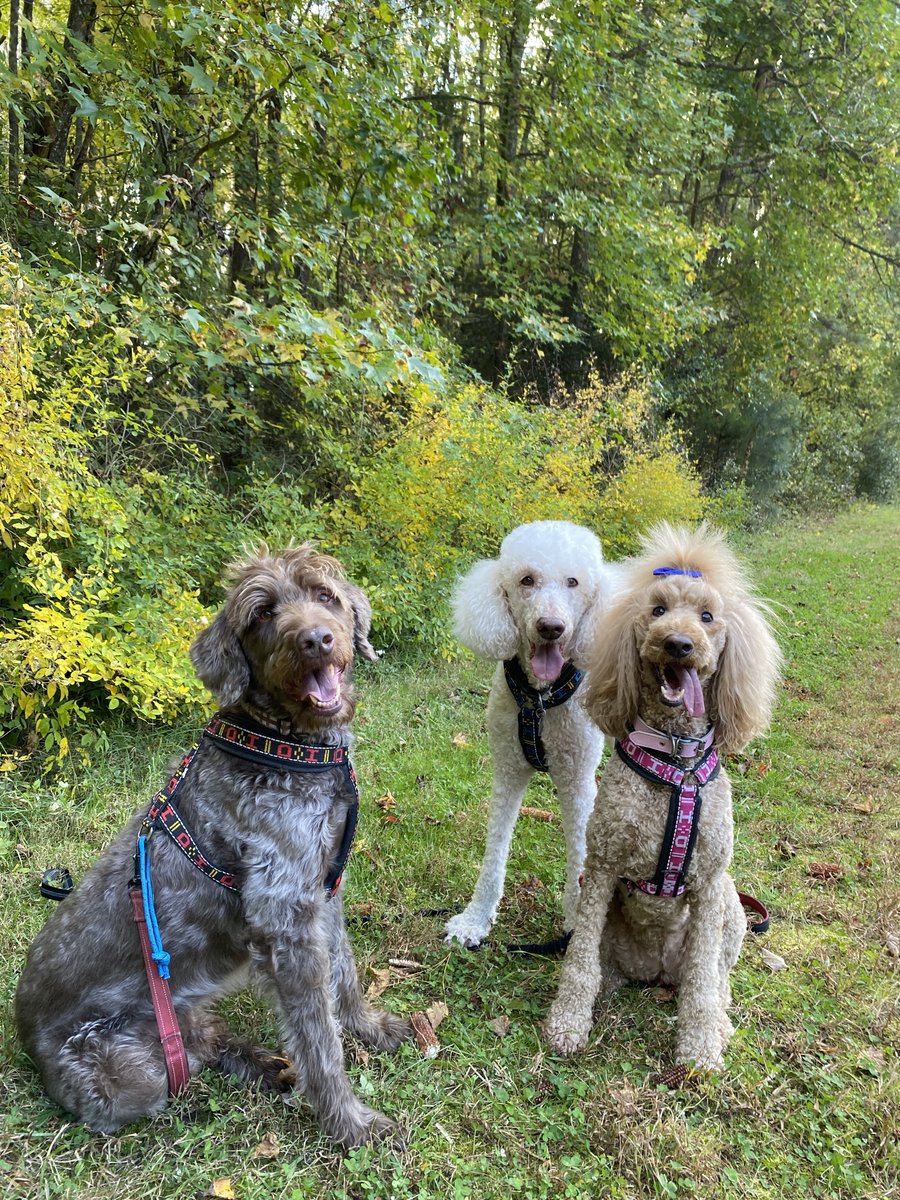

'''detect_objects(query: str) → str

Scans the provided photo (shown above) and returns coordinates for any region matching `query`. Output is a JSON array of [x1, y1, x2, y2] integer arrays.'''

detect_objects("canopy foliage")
[[1, 0, 897, 761]]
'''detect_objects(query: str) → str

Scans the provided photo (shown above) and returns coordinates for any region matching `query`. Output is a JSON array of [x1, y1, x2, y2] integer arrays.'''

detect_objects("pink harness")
[[617, 723, 720, 898]]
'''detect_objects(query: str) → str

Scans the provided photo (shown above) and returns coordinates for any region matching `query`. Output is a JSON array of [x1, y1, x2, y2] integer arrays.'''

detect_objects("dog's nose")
[[301, 627, 334, 655], [537, 618, 565, 641], [664, 636, 693, 659]]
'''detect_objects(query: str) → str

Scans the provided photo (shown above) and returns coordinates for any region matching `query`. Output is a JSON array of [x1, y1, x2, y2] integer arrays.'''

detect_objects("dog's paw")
[[674, 1042, 724, 1072], [542, 1015, 590, 1057], [334, 1104, 404, 1150], [444, 910, 490, 948], [370, 1012, 413, 1053]]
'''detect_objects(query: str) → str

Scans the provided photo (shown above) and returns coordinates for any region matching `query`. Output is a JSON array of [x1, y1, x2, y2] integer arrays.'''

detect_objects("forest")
[[1, 0, 898, 763]]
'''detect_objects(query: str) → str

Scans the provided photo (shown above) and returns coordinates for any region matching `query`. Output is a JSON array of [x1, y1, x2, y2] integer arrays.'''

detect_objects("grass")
[[1, 505, 898, 1200]]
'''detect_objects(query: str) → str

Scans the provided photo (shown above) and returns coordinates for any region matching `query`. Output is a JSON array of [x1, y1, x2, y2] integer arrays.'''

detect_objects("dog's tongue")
[[531, 642, 566, 682], [670, 664, 705, 717], [297, 664, 341, 705]]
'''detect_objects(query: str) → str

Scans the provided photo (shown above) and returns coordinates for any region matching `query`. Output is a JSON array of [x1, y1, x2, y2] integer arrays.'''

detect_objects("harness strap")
[[137, 716, 360, 898], [204, 715, 351, 769], [129, 885, 190, 1095], [503, 657, 585, 772], [616, 732, 720, 897]]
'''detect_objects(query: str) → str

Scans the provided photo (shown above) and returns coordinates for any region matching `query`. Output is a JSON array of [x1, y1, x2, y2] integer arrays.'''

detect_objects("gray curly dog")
[[16, 545, 410, 1147]]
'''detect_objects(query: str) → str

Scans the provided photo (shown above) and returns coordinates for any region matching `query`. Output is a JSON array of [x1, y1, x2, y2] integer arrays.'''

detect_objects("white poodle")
[[543, 523, 782, 1069], [445, 521, 622, 948]]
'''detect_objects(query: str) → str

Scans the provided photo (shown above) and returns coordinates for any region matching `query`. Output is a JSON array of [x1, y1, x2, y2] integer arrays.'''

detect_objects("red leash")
[[129, 886, 190, 1095]]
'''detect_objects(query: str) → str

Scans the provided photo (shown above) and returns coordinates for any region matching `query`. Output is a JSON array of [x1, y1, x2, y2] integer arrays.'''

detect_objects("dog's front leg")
[[674, 881, 731, 1070], [249, 898, 399, 1148], [552, 731, 604, 930], [445, 751, 534, 947], [543, 864, 617, 1055], [325, 891, 412, 1051]]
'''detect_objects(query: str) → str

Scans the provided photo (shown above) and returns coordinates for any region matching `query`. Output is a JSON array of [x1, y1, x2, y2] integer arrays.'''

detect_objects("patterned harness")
[[616, 727, 720, 898], [503, 657, 585, 771], [136, 714, 360, 898]]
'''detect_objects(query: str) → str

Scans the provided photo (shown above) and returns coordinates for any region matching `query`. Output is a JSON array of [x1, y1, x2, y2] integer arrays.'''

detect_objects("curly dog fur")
[[445, 521, 622, 947], [16, 546, 410, 1147], [543, 523, 781, 1068]]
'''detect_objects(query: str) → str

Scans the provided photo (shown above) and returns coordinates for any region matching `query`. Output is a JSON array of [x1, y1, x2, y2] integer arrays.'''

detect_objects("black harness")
[[503, 657, 585, 771], [135, 713, 359, 900]]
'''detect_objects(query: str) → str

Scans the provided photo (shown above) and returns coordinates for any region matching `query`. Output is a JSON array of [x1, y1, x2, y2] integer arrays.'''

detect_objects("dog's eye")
[[317, 589, 336, 605], [652, 605, 666, 618], [520, 575, 535, 587], [701, 610, 714, 623], [255, 606, 276, 623], [566, 577, 579, 588]]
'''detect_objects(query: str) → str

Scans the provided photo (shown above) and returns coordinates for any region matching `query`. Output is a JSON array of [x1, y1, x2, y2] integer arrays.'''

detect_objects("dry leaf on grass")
[[450, 732, 469, 747], [205, 1181, 236, 1200], [366, 966, 391, 1000], [410, 1012, 440, 1058], [760, 947, 788, 972], [375, 791, 396, 810], [520, 806, 556, 821], [252, 1132, 281, 1160], [885, 932, 900, 958], [426, 1001, 449, 1029], [488, 1015, 510, 1038]]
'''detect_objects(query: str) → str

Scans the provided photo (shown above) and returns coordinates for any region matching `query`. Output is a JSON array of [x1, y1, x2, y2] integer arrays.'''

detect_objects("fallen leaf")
[[382, 813, 400, 823], [808, 862, 844, 879], [760, 947, 787, 972], [451, 732, 469, 747], [653, 985, 677, 1003], [366, 967, 391, 1000], [206, 1181, 235, 1200], [375, 791, 396, 810], [885, 932, 900, 958], [388, 957, 422, 970], [520, 806, 555, 821], [410, 1012, 440, 1058], [851, 798, 873, 814], [488, 1015, 510, 1038], [252, 1132, 281, 1160], [775, 839, 796, 858], [426, 1001, 449, 1030]]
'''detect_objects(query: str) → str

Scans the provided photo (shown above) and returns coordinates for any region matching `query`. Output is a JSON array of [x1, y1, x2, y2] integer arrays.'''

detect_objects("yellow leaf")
[[207, 1181, 236, 1200]]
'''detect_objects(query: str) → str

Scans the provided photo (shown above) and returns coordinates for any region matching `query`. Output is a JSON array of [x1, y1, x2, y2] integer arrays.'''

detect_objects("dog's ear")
[[583, 593, 642, 739], [343, 582, 378, 662], [190, 612, 251, 707], [452, 557, 518, 660], [569, 562, 626, 666], [708, 600, 782, 755]]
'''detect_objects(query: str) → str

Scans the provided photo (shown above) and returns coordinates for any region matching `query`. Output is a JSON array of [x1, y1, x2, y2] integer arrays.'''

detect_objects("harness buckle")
[[672, 736, 701, 760]]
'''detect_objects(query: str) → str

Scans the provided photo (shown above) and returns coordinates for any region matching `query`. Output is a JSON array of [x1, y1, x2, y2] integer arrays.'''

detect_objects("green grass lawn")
[[1, 506, 898, 1199]]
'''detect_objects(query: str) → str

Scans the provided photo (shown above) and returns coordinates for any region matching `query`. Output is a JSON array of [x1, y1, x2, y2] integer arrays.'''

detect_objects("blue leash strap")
[[138, 834, 171, 979]]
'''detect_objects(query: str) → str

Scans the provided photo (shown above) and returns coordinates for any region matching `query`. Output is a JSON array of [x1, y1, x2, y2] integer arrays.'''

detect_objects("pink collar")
[[628, 715, 715, 760]]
